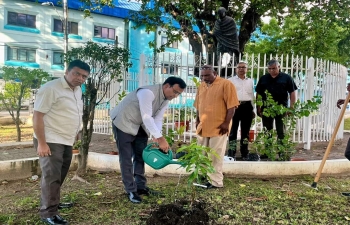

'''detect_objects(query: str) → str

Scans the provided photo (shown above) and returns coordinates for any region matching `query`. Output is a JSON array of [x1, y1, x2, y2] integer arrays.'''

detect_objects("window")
[[161, 36, 178, 48], [8, 46, 36, 62], [8, 12, 36, 28], [54, 19, 78, 34], [161, 63, 178, 75], [94, 26, 115, 39], [53, 52, 64, 65]]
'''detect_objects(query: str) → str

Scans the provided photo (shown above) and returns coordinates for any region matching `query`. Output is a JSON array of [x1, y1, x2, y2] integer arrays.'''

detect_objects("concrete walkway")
[[0, 141, 34, 161]]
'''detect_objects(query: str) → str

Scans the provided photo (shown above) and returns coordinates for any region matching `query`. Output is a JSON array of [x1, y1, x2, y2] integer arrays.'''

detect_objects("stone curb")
[[1, 152, 349, 181]]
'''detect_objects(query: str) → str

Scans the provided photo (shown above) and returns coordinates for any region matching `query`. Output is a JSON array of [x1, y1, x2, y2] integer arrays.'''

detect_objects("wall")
[[0, 0, 125, 77]]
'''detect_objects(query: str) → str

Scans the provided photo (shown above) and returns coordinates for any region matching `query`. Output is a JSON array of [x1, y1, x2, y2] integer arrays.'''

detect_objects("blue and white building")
[[0, 0, 192, 78]]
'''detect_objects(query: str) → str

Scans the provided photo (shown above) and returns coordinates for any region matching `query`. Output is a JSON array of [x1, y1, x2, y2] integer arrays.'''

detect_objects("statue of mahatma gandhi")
[[206, 7, 240, 66]]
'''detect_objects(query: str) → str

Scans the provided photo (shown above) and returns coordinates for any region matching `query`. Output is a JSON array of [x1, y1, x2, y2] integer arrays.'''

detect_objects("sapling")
[[254, 91, 321, 160], [176, 141, 218, 204]]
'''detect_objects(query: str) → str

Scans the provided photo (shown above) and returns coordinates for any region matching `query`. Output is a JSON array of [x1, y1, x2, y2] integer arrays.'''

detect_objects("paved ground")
[[0, 142, 34, 161], [1, 111, 350, 162], [0, 133, 116, 161]]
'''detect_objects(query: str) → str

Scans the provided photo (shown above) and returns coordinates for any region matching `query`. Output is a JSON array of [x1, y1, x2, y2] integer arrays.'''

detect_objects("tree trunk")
[[76, 81, 98, 175], [188, 31, 205, 77], [238, 6, 261, 53], [76, 139, 89, 174], [15, 118, 21, 142]]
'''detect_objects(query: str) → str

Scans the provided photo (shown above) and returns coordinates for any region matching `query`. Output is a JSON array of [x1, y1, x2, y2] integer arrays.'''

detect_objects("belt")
[[239, 101, 251, 104]]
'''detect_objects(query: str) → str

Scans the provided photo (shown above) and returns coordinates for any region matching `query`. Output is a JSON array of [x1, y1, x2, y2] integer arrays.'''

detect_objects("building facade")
[[0, 0, 192, 78]]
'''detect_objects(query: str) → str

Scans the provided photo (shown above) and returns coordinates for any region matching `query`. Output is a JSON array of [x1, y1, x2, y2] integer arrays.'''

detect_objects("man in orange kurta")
[[194, 65, 239, 188]]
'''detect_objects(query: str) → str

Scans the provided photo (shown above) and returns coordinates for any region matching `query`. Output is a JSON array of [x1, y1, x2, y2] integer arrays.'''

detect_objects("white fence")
[[93, 53, 348, 150]]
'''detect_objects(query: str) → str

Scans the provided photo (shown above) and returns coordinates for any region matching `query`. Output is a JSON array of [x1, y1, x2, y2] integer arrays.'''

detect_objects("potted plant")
[[72, 140, 81, 154], [174, 107, 196, 131]]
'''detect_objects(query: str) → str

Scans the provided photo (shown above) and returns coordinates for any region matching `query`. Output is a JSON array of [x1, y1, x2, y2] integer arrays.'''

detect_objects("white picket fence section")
[[93, 53, 348, 150]]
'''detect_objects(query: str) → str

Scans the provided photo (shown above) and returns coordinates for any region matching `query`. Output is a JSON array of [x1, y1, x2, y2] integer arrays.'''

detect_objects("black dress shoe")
[[42, 215, 68, 225], [137, 187, 164, 197], [58, 202, 73, 209], [127, 192, 142, 203]]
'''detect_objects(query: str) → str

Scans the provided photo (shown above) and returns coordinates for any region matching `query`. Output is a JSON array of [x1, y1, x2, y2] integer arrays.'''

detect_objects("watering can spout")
[[169, 160, 183, 165]]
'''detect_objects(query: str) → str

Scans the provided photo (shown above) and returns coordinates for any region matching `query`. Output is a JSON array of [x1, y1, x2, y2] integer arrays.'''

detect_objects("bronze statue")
[[207, 7, 240, 67]]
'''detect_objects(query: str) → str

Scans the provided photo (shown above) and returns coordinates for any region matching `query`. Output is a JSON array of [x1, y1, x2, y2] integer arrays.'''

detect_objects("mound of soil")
[[146, 200, 209, 225]]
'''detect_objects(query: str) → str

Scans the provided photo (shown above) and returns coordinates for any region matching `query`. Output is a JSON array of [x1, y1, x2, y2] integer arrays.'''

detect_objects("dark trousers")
[[345, 138, 350, 160], [112, 123, 148, 193], [262, 114, 285, 140], [229, 103, 253, 157], [34, 138, 72, 219]]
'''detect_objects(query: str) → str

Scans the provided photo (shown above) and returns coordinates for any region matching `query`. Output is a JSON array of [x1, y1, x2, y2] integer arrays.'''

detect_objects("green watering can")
[[142, 143, 183, 170]]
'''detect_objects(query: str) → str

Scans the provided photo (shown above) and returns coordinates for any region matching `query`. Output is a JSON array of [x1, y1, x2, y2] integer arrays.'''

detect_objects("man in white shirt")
[[33, 60, 90, 225], [228, 61, 255, 160], [110, 77, 186, 203]]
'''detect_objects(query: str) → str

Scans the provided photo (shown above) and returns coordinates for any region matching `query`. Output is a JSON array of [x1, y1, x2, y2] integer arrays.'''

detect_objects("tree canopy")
[[80, 0, 350, 65], [0, 67, 49, 141], [245, 16, 350, 66]]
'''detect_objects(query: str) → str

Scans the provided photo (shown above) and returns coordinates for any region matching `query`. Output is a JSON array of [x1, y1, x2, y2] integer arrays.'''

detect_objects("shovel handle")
[[312, 92, 350, 185]]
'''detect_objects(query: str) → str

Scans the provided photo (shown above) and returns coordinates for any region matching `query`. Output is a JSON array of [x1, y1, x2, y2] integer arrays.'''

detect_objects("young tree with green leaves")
[[246, 16, 350, 66], [80, 0, 350, 59], [254, 92, 322, 161], [0, 67, 49, 141], [65, 41, 131, 178]]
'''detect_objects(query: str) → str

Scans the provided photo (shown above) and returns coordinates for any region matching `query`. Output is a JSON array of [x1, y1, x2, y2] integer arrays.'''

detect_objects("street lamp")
[[42, 1, 68, 69]]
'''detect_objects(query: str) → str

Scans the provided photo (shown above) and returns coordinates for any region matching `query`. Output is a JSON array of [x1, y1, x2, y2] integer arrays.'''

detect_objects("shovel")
[[142, 143, 183, 170]]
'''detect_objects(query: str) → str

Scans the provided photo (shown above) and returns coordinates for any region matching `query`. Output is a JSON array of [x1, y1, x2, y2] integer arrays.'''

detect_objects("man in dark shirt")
[[255, 59, 298, 140]]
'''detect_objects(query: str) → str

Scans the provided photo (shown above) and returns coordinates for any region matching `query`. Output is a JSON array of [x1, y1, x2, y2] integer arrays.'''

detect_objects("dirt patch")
[[291, 132, 349, 160], [146, 200, 209, 225]]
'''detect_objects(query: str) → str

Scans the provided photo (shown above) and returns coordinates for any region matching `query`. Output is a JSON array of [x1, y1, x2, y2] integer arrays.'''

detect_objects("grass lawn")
[[344, 117, 350, 130], [0, 171, 350, 225], [0, 125, 33, 142]]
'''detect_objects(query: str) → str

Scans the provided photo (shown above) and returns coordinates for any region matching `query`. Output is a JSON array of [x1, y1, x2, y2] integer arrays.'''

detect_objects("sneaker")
[[224, 156, 236, 161], [127, 192, 142, 203], [137, 187, 164, 197]]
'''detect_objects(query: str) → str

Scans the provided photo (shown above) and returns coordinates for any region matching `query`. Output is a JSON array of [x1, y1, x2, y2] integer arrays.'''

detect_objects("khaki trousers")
[[197, 135, 228, 187]]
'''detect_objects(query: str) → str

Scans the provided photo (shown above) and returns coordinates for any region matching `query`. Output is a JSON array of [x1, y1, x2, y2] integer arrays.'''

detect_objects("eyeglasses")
[[72, 71, 89, 80], [237, 67, 247, 69], [170, 86, 182, 96]]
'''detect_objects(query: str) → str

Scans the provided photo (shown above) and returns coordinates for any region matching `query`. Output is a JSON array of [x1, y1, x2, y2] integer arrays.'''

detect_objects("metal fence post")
[[139, 54, 145, 87], [304, 57, 315, 150]]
